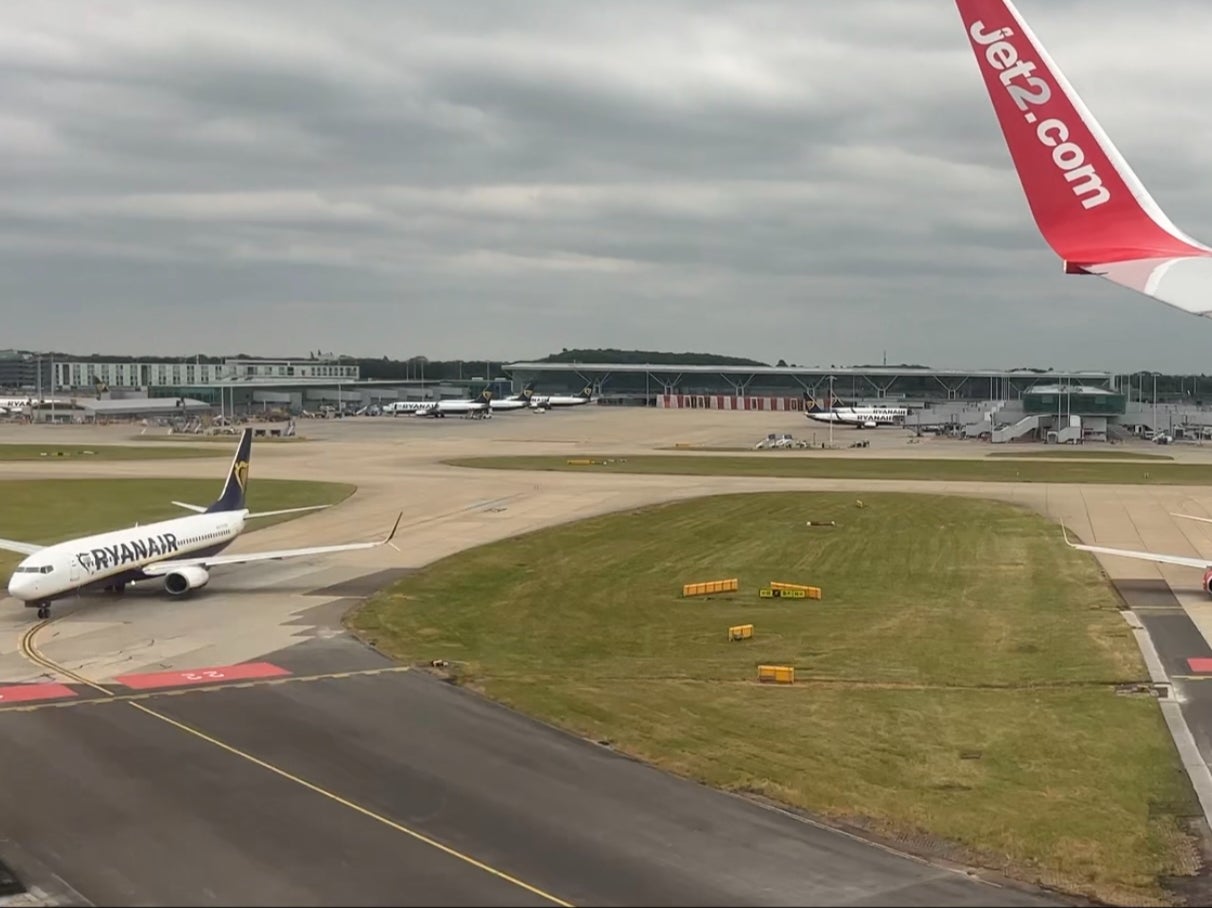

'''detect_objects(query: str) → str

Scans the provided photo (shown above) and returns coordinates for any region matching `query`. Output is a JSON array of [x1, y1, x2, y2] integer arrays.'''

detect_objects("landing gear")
[[36, 604, 49, 620], [104, 582, 126, 596]]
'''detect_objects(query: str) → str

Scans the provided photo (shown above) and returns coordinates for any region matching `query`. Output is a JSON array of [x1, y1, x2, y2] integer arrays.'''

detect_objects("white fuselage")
[[7, 510, 244, 602], [489, 397, 530, 411], [531, 395, 590, 409], [386, 400, 439, 416], [387, 398, 490, 417], [0, 396, 71, 414], [808, 406, 907, 428]]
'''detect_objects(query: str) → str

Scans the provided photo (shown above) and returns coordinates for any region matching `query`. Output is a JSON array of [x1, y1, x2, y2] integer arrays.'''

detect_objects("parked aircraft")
[[805, 396, 907, 429], [955, 0, 1212, 316], [2, 428, 400, 618], [1064, 516, 1212, 597], [530, 386, 594, 410], [490, 382, 536, 413], [0, 396, 71, 415], [385, 388, 494, 418]]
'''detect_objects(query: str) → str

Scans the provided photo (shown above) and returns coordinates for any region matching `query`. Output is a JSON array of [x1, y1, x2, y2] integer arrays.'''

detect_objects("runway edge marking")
[[0, 667, 414, 714], [114, 661, 290, 690], [1121, 610, 1212, 826], [0, 683, 76, 705]]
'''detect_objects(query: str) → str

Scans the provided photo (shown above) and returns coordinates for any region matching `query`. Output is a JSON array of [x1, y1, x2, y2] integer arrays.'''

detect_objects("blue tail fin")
[[206, 428, 253, 513]]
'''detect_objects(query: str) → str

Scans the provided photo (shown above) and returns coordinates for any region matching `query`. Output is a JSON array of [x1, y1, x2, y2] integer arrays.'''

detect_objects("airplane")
[[804, 395, 907, 429], [955, 0, 1212, 316], [2, 427, 401, 619], [0, 396, 71, 415], [1063, 516, 1212, 598], [386, 388, 494, 418], [489, 382, 537, 413], [529, 386, 594, 410]]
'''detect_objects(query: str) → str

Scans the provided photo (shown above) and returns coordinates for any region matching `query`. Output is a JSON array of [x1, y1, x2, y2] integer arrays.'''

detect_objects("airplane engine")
[[163, 565, 210, 597], [1203, 567, 1212, 597]]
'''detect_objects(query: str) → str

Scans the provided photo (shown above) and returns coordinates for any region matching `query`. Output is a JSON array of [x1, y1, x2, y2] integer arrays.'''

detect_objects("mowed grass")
[[449, 453, 1212, 484], [0, 443, 225, 460], [986, 449, 1173, 461], [0, 478, 355, 577], [351, 492, 1200, 906]]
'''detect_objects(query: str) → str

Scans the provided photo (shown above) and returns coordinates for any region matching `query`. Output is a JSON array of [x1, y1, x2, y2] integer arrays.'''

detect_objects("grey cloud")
[[2, 0, 1212, 370]]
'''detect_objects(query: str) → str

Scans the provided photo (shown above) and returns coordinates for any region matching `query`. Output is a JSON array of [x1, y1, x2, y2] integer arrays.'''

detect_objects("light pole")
[[1153, 372, 1158, 435], [828, 375, 834, 448]]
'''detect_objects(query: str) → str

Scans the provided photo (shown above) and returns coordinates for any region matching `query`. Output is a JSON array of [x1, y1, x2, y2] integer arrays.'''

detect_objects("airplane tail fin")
[[955, 0, 1212, 306], [580, 386, 593, 399], [206, 428, 252, 513]]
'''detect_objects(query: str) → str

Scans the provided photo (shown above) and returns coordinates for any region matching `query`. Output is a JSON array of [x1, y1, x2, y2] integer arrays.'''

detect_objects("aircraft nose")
[[7, 572, 34, 601]]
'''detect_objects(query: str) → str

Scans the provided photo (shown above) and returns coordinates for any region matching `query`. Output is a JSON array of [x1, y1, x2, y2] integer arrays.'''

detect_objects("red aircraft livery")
[[955, 0, 1212, 315]]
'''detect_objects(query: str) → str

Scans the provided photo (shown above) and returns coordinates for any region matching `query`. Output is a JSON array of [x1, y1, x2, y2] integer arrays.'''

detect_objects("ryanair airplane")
[[2, 428, 400, 619]]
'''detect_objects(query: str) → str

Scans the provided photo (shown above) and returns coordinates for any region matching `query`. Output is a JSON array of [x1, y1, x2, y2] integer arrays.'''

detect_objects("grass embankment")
[[351, 491, 1200, 906], [448, 454, 1212, 485], [0, 444, 225, 461], [985, 450, 1173, 461], [0, 479, 355, 576]]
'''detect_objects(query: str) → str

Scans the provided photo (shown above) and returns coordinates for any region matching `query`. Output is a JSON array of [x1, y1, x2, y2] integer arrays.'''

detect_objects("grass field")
[[0, 478, 355, 576], [986, 449, 1173, 461], [350, 491, 1200, 906], [0, 444, 225, 461], [448, 453, 1212, 485]]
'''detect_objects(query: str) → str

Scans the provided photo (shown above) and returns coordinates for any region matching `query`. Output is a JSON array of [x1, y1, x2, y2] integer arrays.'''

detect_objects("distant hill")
[[537, 348, 769, 367]]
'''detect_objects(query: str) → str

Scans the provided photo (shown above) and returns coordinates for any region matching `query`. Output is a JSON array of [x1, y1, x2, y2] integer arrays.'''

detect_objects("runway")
[[3, 412, 1209, 905]]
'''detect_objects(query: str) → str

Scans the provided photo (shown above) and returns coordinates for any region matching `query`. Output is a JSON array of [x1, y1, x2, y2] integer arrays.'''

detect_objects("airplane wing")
[[0, 537, 43, 556], [955, 0, 1212, 314], [1062, 524, 1211, 570], [174, 501, 329, 519], [246, 504, 332, 520], [1066, 542, 1211, 572], [140, 513, 402, 576]]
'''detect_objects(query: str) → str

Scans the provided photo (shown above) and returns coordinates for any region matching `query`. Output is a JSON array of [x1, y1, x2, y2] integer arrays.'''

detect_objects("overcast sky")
[[4, 0, 1212, 371]]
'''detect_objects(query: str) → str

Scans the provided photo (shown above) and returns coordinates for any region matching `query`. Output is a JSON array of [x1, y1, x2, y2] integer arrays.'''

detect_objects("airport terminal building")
[[4, 350, 1206, 440]]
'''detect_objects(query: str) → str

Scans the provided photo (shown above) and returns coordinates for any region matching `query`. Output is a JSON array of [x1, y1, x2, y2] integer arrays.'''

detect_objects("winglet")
[[955, 0, 1212, 265], [1060, 521, 1076, 546], [384, 512, 403, 552], [954, 0, 1212, 315]]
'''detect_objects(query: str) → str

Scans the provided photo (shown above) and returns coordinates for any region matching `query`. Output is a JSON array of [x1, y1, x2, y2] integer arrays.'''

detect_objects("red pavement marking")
[[115, 662, 291, 691], [1186, 658, 1212, 673], [0, 682, 78, 704]]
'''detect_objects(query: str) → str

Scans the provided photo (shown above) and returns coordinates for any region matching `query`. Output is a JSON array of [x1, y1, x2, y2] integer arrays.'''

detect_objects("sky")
[[4, 0, 1212, 371]]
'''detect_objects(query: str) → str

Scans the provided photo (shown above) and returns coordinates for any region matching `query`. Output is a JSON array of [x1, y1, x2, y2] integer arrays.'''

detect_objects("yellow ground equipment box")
[[762, 583, 822, 600], [728, 624, 754, 641], [757, 664, 795, 684], [682, 578, 739, 597]]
